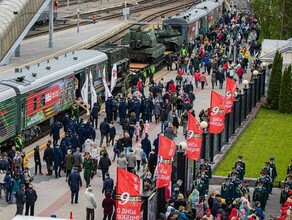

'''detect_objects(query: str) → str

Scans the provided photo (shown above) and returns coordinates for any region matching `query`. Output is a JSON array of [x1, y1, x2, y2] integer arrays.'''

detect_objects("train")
[[121, 0, 225, 62], [0, 0, 227, 148], [35, 0, 58, 24]]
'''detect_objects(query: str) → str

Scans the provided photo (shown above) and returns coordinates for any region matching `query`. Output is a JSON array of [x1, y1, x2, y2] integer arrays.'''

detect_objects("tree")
[[267, 50, 283, 109], [279, 65, 292, 113]]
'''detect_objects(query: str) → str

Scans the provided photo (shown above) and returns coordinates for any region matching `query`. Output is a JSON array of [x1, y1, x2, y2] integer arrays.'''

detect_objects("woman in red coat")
[[137, 79, 143, 94], [102, 192, 115, 220]]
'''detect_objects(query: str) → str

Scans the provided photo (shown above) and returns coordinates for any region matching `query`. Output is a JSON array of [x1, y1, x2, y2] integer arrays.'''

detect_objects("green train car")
[[0, 50, 108, 147]]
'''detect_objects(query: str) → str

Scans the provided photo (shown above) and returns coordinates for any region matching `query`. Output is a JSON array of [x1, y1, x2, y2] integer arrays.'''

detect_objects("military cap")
[[270, 157, 275, 160], [238, 156, 243, 159]]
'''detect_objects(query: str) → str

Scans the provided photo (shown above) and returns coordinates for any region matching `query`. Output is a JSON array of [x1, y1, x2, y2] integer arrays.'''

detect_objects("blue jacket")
[[141, 138, 151, 157], [68, 172, 82, 192], [100, 121, 110, 135], [102, 177, 114, 194], [50, 123, 62, 140], [53, 147, 63, 166], [15, 189, 26, 206]]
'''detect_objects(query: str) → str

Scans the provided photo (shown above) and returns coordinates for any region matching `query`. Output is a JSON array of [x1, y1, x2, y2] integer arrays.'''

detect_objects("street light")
[[253, 70, 259, 76], [242, 80, 249, 119], [200, 121, 208, 160], [242, 79, 249, 88]]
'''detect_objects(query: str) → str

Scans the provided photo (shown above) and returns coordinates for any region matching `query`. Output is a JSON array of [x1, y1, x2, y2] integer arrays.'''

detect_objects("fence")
[[140, 70, 266, 219]]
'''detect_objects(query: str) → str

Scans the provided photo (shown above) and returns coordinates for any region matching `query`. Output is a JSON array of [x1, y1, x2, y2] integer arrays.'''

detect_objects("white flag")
[[102, 67, 112, 101], [110, 63, 118, 92], [89, 71, 97, 109], [81, 74, 88, 105]]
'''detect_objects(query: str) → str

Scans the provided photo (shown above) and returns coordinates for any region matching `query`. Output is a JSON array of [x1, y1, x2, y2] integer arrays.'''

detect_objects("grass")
[[214, 108, 292, 181]]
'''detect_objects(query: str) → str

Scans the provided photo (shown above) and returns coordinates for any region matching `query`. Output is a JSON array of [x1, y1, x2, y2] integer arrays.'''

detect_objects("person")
[[52, 145, 63, 178], [43, 142, 53, 175], [102, 192, 115, 220], [73, 147, 83, 171], [172, 179, 183, 200], [134, 122, 141, 142], [254, 201, 265, 220], [109, 122, 116, 147], [91, 143, 99, 175], [133, 144, 143, 171], [99, 118, 110, 148], [22, 152, 29, 171], [33, 145, 43, 175], [99, 152, 111, 181], [221, 177, 234, 204], [193, 174, 206, 196], [199, 72, 208, 90], [91, 102, 100, 129], [83, 152, 93, 188], [117, 152, 128, 170], [203, 208, 214, 220], [50, 121, 62, 145], [68, 167, 82, 204], [141, 134, 151, 159], [123, 132, 132, 156], [15, 184, 26, 215], [102, 173, 114, 195], [174, 193, 187, 209], [85, 187, 97, 220], [280, 182, 291, 205], [15, 133, 23, 152], [126, 149, 136, 172], [252, 181, 267, 211], [196, 196, 207, 218], [188, 187, 199, 217], [25, 183, 37, 216], [147, 149, 157, 176], [4, 171, 12, 203], [65, 149, 74, 181], [194, 70, 201, 88]]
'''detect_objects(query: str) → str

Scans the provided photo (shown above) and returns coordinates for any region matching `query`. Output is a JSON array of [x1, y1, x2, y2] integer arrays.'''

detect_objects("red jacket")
[[237, 67, 244, 77], [169, 83, 176, 93], [194, 72, 201, 81]]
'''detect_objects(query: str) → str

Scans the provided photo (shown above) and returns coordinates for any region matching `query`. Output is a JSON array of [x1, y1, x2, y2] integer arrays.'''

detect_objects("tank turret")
[[154, 25, 184, 51], [122, 26, 166, 63]]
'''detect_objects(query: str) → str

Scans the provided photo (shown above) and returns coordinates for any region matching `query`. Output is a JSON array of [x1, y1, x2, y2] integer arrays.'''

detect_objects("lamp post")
[[176, 142, 187, 195], [253, 70, 259, 106], [261, 62, 267, 96], [200, 121, 208, 160], [242, 80, 249, 119]]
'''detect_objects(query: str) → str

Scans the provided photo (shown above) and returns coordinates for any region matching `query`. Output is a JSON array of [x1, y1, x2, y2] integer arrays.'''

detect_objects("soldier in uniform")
[[15, 133, 23, 152], [203, 159, 212, 179], [242, 180, 250, 201], [256, 170, 271, 200], [235, 161, 245, 180], [83, 152, 93, 188], [234, 180, 244, 199], [269, 157, 277, 192], [118, 97, 128, 124], [235, 156, 245, 177], [229, 171, 241, 188], [221, 177, 234, 204], [200, 169, 209, 195], [193, 174, 206, 197], [280, 182, 291, 205], [253, 181, 267, 211]]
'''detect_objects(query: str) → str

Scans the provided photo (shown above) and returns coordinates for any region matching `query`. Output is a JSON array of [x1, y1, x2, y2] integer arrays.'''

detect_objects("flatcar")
[[163, 0, 225, 44], [0, 50, 108, 146]]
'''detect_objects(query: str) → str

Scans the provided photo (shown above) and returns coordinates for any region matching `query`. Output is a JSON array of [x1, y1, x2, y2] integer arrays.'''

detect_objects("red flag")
[[209, 90, 225, 134], [225, 77, 237, 113], [186, 113, 203, 161], [158, 135, 176, 159], [156, 136, 176, 188], [116, 168, 141, 219]]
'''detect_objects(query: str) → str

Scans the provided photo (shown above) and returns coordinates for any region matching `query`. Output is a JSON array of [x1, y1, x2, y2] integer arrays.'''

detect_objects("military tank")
[[122, 26, 166, 63], [154, 25, 184, 51]]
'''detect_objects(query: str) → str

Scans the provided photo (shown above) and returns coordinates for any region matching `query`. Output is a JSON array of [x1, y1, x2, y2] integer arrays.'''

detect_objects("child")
[[139, 119, 144, 138], [141, 150, 147, 172], [134, 122, 141, 143], [143, 120, 150, 136]]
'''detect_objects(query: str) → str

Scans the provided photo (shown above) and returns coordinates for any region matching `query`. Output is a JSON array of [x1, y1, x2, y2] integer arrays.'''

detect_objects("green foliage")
[[267, 51, 283, 109], [252, 0, 284, 40], [279, 65, 292, 113], [214, 109, 292, 181]]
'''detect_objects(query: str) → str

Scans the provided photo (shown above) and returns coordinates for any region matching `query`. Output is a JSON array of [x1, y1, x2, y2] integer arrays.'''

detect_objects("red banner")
[[186, 113, 202, 161], [156, 136, 176, 188], [225, 77, 237, 114], [209, 90, 225, 134], [116, 168, 141, 220]]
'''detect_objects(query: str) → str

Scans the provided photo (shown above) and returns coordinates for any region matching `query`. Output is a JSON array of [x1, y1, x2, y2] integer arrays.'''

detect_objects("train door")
[[19, 96, 26, 132], [74, 70, 86, 99]]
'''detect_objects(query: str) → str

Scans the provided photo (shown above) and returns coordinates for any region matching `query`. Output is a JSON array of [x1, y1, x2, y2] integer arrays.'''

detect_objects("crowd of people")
[[0, 6, 288, 220]]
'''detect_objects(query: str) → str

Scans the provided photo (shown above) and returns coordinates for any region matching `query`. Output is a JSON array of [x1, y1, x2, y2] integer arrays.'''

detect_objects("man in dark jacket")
[[99, 118, 110, 148], [53, 145, 63, 178], [50, 121, 62, 146], [43, 142, 53, 176], [118, 98, 127, 123], [105, 97, 113, 123], [68, 167, 82, 204], [15, 184, 26, 215], [34, 145, 43, 175], [102, 173, 114, 195], [99, 153, 111, 181], [91, 102, 100, 129], [141, 134, 151, 159], [25, 183, 38, 216]]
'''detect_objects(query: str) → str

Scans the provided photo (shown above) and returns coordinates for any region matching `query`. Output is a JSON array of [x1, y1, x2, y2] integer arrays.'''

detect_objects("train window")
[[33, 97, 37, 111], [40, 94, 45, 107]]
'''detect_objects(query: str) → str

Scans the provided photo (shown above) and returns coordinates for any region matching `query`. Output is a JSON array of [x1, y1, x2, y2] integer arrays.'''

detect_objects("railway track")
[[21, 0, 198, 146], [26, 0, 189, 38]]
